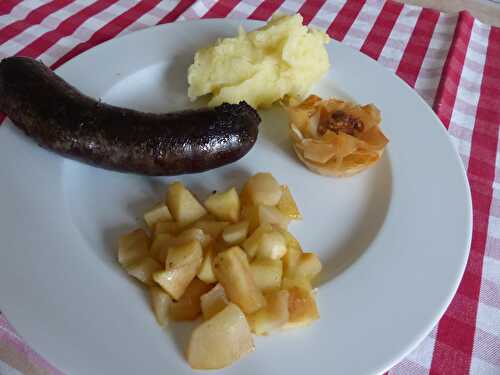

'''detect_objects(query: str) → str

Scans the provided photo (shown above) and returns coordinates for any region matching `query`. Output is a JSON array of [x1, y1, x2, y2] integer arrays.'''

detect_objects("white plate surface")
[[0, 20, 472, 375]]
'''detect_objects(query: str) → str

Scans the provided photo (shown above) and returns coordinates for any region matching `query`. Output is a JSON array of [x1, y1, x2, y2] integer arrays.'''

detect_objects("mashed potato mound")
[[187, 14, 330, 108]]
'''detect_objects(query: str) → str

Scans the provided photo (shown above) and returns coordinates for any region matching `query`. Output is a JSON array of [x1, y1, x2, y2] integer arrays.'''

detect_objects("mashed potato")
[[187, 14, 330, 108]]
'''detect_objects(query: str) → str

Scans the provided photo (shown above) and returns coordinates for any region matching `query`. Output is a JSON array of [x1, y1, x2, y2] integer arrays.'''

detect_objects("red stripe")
[[0, 0, 22, 16], [248, 0, 284, 21], [203, 0, 240, 19], [395, 8, 439, 88], [433, 11, 474, 129], [298, 0, 326, 25], [360, 0, 403, 60], [51, 0, 161, 70], [326, 0, 365, 41], [430, 26, 500, 375], [157, 0, 196, 24], [15, 0, 118, 58], [0, 0, 73, 46]]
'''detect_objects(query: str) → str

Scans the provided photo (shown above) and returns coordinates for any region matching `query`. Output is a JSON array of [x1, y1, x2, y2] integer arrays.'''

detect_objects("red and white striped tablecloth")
[[0, 1, 499, 374]]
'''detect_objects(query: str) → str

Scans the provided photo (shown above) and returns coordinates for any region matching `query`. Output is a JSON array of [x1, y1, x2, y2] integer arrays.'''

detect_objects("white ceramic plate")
[[0, 20, 472, 375]]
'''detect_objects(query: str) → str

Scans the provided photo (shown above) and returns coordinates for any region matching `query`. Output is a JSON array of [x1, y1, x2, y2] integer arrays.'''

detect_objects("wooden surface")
[[399, 0, 500, 26]]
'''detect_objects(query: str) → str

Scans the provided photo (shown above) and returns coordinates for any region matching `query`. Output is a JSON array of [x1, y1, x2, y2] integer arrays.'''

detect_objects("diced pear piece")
[[242, 224, 272, 259], [197, 246, 217, 284], [150, 233, 175, 263], [240, 204, 260, 233], [250, 259, 283, 292], [213, 246, 265, 314], [118, 228, 150, 268], [177, 228, 212, 248], [295, 253, 322, 281], [127, 257, 162, 286], [277, 185, 302, 220], [150, 285, 172, 326], [222, 221, 249, 245], [144, 202, 172, 228], [246, 173, 282, 206], [259, 205, 290, 229], [153, 240, 203, 300], [187, 303, 254, 370], [169, 278, 212, 321], [191, 220, 229, 238], [200, 283, 229, 320], [166, 181, 207, 226], [283, 287, 319, 329], [257, 231, 287, 259], [203, 188, 240, 222], [155, 221, 184, 236], [248, 290, 289, 335]]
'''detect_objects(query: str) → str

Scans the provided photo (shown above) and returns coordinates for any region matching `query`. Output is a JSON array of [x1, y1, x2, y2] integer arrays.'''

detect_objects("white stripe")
[[0, 1, 85, 58], [0, 360, 25, 375], [341, 1, 383, 50], [312, 0, 343, 31], [226, 1, 259, 19], [179, 0, 216, 20], [115, 1, 178, 37], [277, 0, 305, 16], [0, 0, 46, 27], [470, 355, 500, 375], [448, 20, 489, 167], [377, 5, 420, 71]]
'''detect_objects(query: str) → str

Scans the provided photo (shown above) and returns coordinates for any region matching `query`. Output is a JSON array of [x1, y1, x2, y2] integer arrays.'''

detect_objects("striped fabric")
[[0, 1, 499, 374]]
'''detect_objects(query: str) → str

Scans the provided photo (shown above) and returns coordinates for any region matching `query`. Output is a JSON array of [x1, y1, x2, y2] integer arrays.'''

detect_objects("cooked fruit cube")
[[222, 221, 249, 245], [259, 205, 290, 229], [150, 285, 172, 326], [200, 283, 229, 320], [150, 233, 175, 263], [144, 202, 172, 228], [277, 185, 302, 220], [282, 277, 312, 292], [191, 220, 229, 238], [257, 231, 287, 259], [153, 240, 203, 300], [240, 204, 260, 233], [213, 246, 265, 314], [248, 289, 289, 335], [187, 303, 254, 370], [197, 246, 217, 284], [242, 224, 272, 259], [118, 228, 150, 268], [203, 187, 240, 222], [283, 287, 319, 329], [155, 221, 184, 236], [177, 228, 212, 248], [250, 259, 283, 292], [169, 278, 212, 321], [295, 253, 322, 281], [246, 173, 282, 206], [166, 181, 207, 225], [126, 257, 162, 286]]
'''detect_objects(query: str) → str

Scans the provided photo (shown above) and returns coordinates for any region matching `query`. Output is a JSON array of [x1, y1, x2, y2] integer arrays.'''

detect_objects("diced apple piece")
[[118, 229, 150, 268], [150, 285, 172, 326], [169, 278, 212, 321], [239, 182, 253, 208], [197, 246, 216, 284], [282, 277, 312, 292], [222, 221, 249, 245], [200, 283, 229, 320], [257, 231, 287, 259], [187, 303, 254, 370], [248, 290, 289, 335], [144, 202, 172, 228], [240, 205, 260, 233], [213, 246, 265, 314], [177, 228, 212, 248], [155, 221, 184, 236], [150, 233, 175, 263], [250, 259, 282, 292], [283, 287, 319, 329], [203, 188, 240, 222], [246, 173, 282, 206], [153, 240, 203, 300], [166, 181, 207, 226], [259, 205, 290, 229], [242, 224, 272, 259], [191, 220, 229, 238], [127, 257, 162, 286], [277, 185, 302, 220], [295, 253, 322, 281]]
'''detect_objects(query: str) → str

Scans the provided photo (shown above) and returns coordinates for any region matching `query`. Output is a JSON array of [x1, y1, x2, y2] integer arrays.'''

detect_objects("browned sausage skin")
[[0, 57, 260, 175]]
